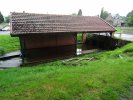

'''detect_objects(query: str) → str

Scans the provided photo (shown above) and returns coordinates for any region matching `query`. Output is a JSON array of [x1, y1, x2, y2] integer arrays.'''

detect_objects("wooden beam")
[[75, 33, 77, 55], [82, 33, 87, 43], [19, 36, 25, 64]]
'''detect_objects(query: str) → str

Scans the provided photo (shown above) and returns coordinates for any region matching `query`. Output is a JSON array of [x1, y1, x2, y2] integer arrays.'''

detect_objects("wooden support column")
[[75, 33, 77, 56], [110, 32, 115, 38], [82, 33, 87, 43], [19, 36, 25, 64]]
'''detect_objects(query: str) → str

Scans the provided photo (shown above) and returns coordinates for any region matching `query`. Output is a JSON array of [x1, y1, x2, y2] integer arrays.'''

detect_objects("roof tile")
[[10, 12, 115, 36]]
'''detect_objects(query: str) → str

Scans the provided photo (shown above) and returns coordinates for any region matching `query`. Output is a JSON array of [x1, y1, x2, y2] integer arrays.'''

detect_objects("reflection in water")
[[0, 31, 10, 35], [77, 49, 82, 55], [114, 33, 133, 41], [77, 44, 97, 55], [25, 44, 98, 62], [25, 45, 76, 62], [0, 57, 22, 68], [0, 44, 98, 68]]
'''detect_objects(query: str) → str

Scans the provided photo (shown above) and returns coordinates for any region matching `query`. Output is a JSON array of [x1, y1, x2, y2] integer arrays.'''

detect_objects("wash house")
[[10, 12, 115, 63]]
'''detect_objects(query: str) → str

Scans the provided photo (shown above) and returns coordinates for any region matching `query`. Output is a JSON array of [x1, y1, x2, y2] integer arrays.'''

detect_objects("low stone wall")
[[86, 35, 130, 50]]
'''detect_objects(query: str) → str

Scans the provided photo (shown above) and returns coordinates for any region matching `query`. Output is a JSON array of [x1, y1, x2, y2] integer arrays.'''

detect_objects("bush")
[[87, 33, 93, 39], [0, 47, 5, 56], [77, 33, 82, 42]]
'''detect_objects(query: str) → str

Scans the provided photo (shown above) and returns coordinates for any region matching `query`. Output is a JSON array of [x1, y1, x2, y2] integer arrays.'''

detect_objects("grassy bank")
[[0, 35, 20, 55], [116, 27, 133, 34], [0, 23, 8, 29], [0, 43, 133, 99], [77, 33, 82, 42]]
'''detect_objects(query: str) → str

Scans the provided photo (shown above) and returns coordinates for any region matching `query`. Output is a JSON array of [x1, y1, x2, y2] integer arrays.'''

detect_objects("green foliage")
[[77, 33, 82, 42], [0, 47, 5, 56], [87, 33, 93, 39], [128, 15, 133, 26], [0, 12, 4, 24], [5, 15, 10, 23], [90, 43, 133, 60], [127, 10, 133, 26], [0, 35, 20, 53], [0, 43, 133, 99], [0, 23, 8, 29], [78, 9, 82, 16], [127, 10, 133, 18], [100, 8, 109, 20], [115, 27, 123, 33], [115, 27, 133, 34]]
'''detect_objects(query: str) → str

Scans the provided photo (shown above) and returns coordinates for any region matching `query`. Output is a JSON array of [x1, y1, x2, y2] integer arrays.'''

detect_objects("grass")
[[0, 35, 20, 55], [115, 27, 123, 33], [0, 23, 8, 29], [77, 33, 82, 42], [115, 27, 133, 34], [0, 43, 133, 99], [122, 27, 133, 34]]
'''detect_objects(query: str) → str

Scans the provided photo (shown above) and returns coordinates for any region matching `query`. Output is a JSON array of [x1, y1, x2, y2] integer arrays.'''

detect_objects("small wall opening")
[[77, 32, 88, 43], [77, 33, 83, 43]]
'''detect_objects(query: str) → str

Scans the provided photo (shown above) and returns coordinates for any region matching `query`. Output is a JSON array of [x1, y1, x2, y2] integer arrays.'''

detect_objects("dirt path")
[[120, 86, 133, 100], [128, 86, 133, 100]]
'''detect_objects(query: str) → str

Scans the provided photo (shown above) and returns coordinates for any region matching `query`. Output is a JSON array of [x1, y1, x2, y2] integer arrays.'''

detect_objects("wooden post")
[[75, 33, 77, 56], [110, 32, 112, 37], [110, 32, 114, 37], [82, 33, 87, 43], [19, 36, 25, 64]]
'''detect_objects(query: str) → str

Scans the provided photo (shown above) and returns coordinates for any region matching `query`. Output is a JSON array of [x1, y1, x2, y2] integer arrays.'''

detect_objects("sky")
[[0, 0, 133, 16]]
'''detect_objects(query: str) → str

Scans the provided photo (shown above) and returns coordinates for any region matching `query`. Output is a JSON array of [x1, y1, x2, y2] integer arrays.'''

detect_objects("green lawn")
[[115, 27, 133, 34], [0, 35, 20, 55], [115, 27, 123, 33], [77, 33, 82, 42], [0, 43, 133, 100]]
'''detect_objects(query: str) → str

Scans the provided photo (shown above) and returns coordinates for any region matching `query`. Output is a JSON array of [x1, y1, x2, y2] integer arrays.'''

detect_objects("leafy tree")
[[0, 12, 4, 24], [5, 16, 10, 23], [127, 10, 133, 17], [127, 10, 133, 26], [78, 9, 82, 16], [105, 13, 114, 25], [100, 8, 109, 19]]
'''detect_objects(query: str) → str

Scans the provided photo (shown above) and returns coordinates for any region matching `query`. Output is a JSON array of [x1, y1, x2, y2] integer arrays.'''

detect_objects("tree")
[[0, 12, 4, 24], [100, 8, 109, 19], [5, 16, 10, 23], [127, 10, 133, 26], [78, 9, 82, 16], [105, 13, 114, 25]]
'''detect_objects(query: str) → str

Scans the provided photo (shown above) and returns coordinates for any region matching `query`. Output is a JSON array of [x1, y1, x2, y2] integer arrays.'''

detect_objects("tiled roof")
[[10, 12, 115, 36]]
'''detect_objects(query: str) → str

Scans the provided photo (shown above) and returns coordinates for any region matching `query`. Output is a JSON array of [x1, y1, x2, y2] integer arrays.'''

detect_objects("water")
[[0, 57, 22, 68], [77, 43, 98, 55], [24, 44, 97, 62], [114, 33, 133, 41], [0, 51, 22, 69], [0, 31, 10, 35]]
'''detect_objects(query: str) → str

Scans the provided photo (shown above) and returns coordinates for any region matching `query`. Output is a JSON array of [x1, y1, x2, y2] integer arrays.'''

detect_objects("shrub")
[[0, 47, 5, 56]]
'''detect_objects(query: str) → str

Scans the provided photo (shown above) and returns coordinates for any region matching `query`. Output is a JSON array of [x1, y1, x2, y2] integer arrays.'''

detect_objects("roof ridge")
[[10, 12, 97, 18]]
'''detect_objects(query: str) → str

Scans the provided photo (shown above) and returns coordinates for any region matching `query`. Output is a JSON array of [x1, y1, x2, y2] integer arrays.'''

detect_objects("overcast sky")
[[0, 0, 133, 16]]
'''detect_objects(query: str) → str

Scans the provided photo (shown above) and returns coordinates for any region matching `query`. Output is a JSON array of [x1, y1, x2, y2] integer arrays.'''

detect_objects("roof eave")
[[10, 30, 116, 37]]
